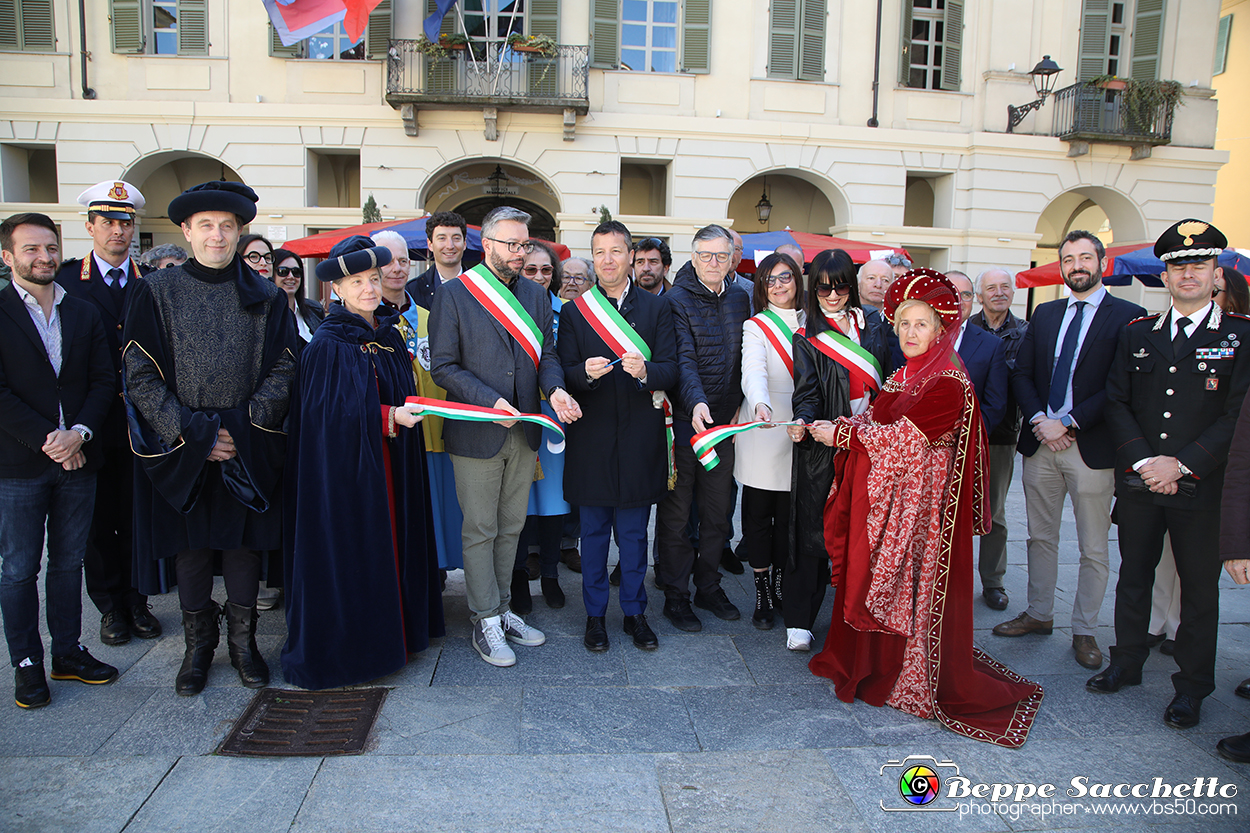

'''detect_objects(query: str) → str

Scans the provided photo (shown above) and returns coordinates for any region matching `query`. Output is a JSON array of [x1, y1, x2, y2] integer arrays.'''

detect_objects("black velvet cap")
[[315, 235, 393, 282], [168, 181, 259, 226]]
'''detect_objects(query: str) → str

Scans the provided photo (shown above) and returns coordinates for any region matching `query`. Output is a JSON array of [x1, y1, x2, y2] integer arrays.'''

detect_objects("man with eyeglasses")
[[407, 211, 468, 311], [633, 238, 672, 296], [372, 229, 415, 313], [55, 180, 161, 648], [655, 224, 752, 631], [429, 206, 582, 667]]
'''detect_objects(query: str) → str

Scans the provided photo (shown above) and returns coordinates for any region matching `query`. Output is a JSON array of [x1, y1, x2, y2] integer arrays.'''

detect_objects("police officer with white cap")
[[55, 180, 161, 647]]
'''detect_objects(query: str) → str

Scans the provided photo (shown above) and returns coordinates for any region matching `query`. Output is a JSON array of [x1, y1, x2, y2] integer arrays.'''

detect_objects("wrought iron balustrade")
[[386, 40, 589, 112], [1049, 82, 1174, 146]]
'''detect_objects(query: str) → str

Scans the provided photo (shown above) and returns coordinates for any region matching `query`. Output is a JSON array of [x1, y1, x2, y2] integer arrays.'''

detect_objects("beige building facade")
[[0, 0, 1229, 312]]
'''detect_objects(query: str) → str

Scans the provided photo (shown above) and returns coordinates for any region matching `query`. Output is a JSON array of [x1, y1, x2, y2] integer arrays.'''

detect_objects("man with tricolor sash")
[[557, 221, 679, 653], [429, 206, 582, 668]]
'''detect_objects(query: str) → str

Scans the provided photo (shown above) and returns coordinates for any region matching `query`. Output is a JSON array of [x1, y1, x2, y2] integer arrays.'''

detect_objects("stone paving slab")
[[292, 754, 670, 833], [621, 633, 754, 687], [368, 685, 521, 755], [0, 755, 175, 833], [430, 633, 628, 687], [683, 683, 873, 751], [520, 685, 700, 754], [0, 682, 155, 756], [98, 686, 255, 756]]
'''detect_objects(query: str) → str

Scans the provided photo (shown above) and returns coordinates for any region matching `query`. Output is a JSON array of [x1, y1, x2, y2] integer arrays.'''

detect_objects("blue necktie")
[[1048, 300, 1085, 414], [107, 268, 125, 303]]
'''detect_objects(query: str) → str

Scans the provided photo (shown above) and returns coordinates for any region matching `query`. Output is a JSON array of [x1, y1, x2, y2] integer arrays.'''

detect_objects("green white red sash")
[[456, 263, 543, 369], [749, 310, 799, 376], [405, 396, 564, 440], [811, 327, 883, 393], [691, 420, 800, 471], [572, 286, 651, 359]]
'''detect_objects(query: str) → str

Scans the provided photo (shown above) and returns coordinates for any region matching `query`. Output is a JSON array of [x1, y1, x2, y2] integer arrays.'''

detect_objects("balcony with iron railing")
[[1049, 81, 1176, 150], [386, 40, 589, 138]]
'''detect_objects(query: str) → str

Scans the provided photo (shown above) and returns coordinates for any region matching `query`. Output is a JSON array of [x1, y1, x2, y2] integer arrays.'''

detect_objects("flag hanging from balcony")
[[263, 0, 381, 46], [424, 0, 460, 42]]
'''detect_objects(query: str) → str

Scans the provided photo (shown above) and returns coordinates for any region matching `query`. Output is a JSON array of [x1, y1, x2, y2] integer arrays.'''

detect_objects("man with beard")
[[634, 237, 672, 296], [408, 211, 467, 310], [429, 206, 581, 667], [1, 212, 117, 708], [55, 181, 161, 647], [373, 229, 414, 314], [993, 230, 1144, 671]]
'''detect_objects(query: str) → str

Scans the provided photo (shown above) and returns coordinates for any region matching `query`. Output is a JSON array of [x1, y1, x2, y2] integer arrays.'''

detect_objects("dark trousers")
[[658, 440, 734, 598], [175, 548, 261, 611], [782, 546, 830, 631], [513, 515, 561, 578], [1109, 498, 1222, 699], [740, 486, 789, 571], [84, 446, 145, 615], [0, 468, 95, 665], [581, 505, 649, 617]]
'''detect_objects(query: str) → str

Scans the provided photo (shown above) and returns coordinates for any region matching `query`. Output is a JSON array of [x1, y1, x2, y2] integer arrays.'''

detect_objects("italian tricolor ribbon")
[[691, 421, 800, 471], [811, 328, 883, 393], [405, 396, 564, 440], [456, 263, 544, 369], [748, 310, 799, 376], [572, 286, 651, 359]]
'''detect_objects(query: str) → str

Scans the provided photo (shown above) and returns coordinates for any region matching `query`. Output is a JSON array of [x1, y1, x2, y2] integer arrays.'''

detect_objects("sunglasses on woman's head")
[[522, 264, 554, 277], [815, 282, 852, 298], [275, 266, 303, 278]]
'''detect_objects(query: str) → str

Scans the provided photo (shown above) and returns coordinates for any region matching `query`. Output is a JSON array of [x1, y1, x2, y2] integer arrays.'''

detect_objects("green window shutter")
[[269, 22, 300, 58], [0, 1, 16, 49], [682, 0, 710, 73], [798, 0, 825, 82], [1215, 14, 1232, 76], [898, 0, 913, 85], [110, 0, 143, 53], [768, 0, 798, 79], [1077, 0, 1112, 80], [365, 0, 391, 59], [590, 0, 619, 69], [425, 0, 455, 93], [529, 0, 558, 39], [528, 0, 559, 97], [18, 0, 54, 51], [1130, 0, 1164, 82], [939, 0, 962, 90], [177, 0, 208, 55]]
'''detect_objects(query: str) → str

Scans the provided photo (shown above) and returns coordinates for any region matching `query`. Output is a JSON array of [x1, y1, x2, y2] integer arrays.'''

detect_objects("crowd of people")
[[3, 177, 1250, 757]]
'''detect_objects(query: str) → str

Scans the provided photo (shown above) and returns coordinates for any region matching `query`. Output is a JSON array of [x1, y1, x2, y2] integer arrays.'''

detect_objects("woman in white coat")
[[734, 252, 806, 629]]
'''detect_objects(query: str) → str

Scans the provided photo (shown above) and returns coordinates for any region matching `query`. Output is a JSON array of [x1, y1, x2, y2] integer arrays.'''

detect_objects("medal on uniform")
[[1207, 378, 1219, 390]]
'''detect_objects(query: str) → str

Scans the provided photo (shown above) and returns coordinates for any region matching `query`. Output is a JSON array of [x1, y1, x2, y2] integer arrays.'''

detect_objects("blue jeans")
[[0, 467, 95, 666]]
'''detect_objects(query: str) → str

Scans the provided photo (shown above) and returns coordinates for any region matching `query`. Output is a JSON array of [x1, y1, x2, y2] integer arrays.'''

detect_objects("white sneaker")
[[786, 628, 813, 652], [501, 610, 546, 646], [472, 616, 516, 667]]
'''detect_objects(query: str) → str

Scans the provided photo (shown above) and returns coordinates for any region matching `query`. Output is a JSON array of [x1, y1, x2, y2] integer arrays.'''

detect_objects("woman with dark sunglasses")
[[271, 248, 324, 346], [783, 249, 893, 652]]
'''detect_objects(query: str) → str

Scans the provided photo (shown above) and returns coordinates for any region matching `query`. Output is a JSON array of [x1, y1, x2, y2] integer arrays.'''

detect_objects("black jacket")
[[970, 310, 1028, 444], [0, 283, 114, 477], [295, 297, 326, 348], [789, 313, 892, 567], [666, 261, 752, 440], [406, 263, 449, 311]]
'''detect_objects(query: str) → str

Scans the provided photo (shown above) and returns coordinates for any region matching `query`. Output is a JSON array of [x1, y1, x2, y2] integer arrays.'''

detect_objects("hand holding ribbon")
[[692, 419, 803, 471], [406, 397, 566, 439]]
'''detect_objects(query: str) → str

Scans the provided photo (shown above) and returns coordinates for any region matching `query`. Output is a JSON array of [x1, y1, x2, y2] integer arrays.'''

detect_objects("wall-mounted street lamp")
[[1006, 56, 1062, 133], [487, 164, 509, 195], [755, 182, 772, 225]]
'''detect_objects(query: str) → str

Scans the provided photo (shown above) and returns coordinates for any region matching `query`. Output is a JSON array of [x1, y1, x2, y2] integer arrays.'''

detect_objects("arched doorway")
[[123, 152, 245, 254], [727, 172, 843, 234], [422, 160, 560, 241]]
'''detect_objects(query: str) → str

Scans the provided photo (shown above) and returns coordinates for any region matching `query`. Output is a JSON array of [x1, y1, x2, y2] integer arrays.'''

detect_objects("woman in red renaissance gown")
[[808, 269, 1043, 748]]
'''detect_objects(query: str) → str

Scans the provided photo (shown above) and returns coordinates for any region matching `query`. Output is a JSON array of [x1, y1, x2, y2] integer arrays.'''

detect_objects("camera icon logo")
[[879, 755, 960, 812]]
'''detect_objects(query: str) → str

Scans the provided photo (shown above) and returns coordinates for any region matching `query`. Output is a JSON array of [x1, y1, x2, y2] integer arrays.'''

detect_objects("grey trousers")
[[450, 426, 537, 623], [1020, 443, 1114, 635], [977, 444, 1017, 591]]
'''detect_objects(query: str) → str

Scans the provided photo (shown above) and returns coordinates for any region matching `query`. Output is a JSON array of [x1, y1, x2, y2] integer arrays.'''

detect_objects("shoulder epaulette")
[[1127, 313, 1162, 326]]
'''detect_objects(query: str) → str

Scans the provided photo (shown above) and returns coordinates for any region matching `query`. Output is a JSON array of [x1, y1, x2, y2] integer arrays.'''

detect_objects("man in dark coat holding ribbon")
[[282, 236, 444, 690], [123, 181, 296, 696], [557, 221, 679, 653]]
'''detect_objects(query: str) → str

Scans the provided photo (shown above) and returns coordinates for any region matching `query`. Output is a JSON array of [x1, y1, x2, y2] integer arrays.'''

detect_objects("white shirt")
[[93, 252, 133, 287], [1043, 285, 1108, 421], [14, 281, 68, 428], [1169, 301, 1211, 341], [954, 319, 969, 351]]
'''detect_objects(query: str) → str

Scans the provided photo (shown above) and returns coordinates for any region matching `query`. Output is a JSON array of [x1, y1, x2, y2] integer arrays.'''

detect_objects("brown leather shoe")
[[1073, 635, 1102, 669], [560, 547, 582, 573], [992, 612, 1053, 637]]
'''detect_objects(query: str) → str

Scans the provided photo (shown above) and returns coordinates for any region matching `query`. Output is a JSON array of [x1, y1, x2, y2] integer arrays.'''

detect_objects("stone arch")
[[420, 158, 561, 239], [727, 168, 850, 233], [121, 151, 245, 252], [1034, 185, 1149, 251]]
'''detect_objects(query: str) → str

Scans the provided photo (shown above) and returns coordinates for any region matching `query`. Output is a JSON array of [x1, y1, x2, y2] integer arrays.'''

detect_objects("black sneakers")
[[15, 663, 50, 709], [50, 646, 118, 685], [693, 587, 741, 621]]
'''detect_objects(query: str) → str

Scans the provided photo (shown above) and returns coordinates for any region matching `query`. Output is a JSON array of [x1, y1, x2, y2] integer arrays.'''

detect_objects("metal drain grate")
[[217, 687, 388, 757]]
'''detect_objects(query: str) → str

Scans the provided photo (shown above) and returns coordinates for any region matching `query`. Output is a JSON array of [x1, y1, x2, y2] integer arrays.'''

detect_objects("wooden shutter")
[[177, 0, 208, 55], [798, 0, 825, 82], [17, 0, 54, 51], [110, 0, 143, 53], [1130, 0, 1165, 82], [939, 0, 962, 90], [682, 0, 710, 73], [768, 0, 798, 79], [270, 22, 300, 58], [1078, 0, 1112, 80], [898, 0, 913, 85], [590, 0, 619, 69], [0, 1, 16, 49], [425, 0, 455, 93], [1214, 13, 1232, 76], [365, 0, 391, 60], [528, 0, 559, 97]]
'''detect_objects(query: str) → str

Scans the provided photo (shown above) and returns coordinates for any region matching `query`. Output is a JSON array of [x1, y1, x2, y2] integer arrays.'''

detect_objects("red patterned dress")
[[809, 366, 1043, 747]]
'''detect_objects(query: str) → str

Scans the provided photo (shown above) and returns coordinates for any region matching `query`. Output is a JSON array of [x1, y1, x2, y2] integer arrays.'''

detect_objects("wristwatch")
[[70, 424, 92, 443], [1059, 414, 1075, 430], [1177, 461, 1193, 477]]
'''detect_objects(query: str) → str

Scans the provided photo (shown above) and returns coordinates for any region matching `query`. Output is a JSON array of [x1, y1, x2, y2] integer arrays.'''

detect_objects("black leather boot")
[[225, 601, 269, 689], [752, 571, 776, 630], [771, 566, 783, 607], [510, 569, 533, 615], [175, 604, 219, 696]]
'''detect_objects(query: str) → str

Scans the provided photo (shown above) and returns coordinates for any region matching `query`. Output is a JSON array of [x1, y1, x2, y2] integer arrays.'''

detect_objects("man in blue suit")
[[949, 271, 1008, 434], [992, 231, 1145, 672]]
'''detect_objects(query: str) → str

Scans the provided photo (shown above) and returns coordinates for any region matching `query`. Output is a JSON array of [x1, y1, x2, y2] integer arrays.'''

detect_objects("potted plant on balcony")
[[440, 33, 469, 51], [506, 33, 558, 58], [414, 35, 448, 60], [1085, 75, 1183, 135]]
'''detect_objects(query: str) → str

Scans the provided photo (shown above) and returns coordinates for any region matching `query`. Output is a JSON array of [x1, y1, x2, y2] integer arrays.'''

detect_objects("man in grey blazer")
[[429, 206, 581, 667]]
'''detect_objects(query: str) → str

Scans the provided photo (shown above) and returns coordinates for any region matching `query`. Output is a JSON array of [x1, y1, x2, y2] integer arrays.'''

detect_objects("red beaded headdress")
[[883, 268, 962, 330]]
